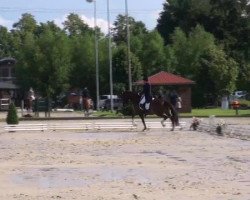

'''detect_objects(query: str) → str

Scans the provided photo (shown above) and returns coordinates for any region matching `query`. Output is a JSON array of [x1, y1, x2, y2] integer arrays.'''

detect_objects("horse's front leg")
[[131, 115, 137, 126], [170, 116, 175, 131], [139, 113, 147, 131]]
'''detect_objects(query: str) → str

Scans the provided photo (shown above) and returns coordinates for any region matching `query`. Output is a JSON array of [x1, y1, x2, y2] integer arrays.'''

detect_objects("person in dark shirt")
[[169, 90, 178, 108], [139, 77, 151, 110]]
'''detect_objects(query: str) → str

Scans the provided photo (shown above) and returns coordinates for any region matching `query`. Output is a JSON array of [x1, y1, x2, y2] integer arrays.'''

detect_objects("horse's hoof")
[[171, 128, 174, 131]]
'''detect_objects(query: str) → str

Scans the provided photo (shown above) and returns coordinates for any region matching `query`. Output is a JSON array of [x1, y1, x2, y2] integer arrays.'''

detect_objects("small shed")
[[135, 71, 195, 112]]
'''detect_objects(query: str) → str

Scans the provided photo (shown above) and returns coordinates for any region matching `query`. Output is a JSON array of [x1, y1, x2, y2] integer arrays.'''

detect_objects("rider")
[[82, 87, 91, 112], [139, 76, 151, 111], [82, 87, 90, 98]]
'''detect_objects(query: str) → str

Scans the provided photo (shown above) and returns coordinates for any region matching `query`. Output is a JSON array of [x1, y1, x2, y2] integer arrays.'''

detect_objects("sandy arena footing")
[[0, 120, 249, 200]]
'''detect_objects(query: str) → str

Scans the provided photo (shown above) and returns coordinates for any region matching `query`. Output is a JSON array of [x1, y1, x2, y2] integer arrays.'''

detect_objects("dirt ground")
[[0, 118, 249, 200]]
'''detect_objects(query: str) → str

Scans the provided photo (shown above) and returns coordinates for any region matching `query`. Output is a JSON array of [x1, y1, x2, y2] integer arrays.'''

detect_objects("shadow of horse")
[[121, 91, 179, 131]]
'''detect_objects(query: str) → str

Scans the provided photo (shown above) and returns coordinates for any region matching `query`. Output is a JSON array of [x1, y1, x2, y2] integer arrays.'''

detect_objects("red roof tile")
[[135, 71, 195, 85]]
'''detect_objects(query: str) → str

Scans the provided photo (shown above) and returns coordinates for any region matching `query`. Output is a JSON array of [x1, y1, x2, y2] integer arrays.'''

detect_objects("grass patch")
[[181, 108, 250, 117], [93, 108, 250, 118], [92, 110, 124, 118]]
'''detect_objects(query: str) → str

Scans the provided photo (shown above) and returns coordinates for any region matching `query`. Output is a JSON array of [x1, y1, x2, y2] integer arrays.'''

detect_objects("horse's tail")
[[164, 101, 179, 125]]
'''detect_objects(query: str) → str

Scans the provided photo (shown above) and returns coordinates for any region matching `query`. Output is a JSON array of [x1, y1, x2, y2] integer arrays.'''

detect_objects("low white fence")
[[146, 121, 186, 130], [3, 121, 187, 132], [4, 124, 48, 132]]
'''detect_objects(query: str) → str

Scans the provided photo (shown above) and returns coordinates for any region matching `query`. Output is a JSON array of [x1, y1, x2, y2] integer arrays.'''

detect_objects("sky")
[[0, 0, 166, 33]]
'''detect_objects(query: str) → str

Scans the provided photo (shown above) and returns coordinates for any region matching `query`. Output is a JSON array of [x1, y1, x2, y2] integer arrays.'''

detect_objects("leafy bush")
[[6, 103, 19, 124]]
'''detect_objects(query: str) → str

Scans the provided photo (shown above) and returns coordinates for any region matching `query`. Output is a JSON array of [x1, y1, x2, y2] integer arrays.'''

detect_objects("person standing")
[[176, 96, 182, 111], [170, 90, 181, 126], [26, 87, 35, 116], [139, 77, 151, 111], [169, 90, 178, 108]]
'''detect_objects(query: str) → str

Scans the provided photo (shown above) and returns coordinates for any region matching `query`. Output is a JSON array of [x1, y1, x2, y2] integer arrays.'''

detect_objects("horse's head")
[[121, 91, 140, 105]]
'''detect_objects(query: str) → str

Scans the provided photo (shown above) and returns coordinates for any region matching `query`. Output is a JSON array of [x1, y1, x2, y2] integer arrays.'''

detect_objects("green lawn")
[[93, 108, 250, 118], [181, 108, 250, 117]]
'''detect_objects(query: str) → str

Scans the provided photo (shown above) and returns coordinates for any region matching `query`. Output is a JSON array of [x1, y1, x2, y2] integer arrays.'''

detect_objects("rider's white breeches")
[[140, 96, 145, 104], [140, 96, 150, 110]]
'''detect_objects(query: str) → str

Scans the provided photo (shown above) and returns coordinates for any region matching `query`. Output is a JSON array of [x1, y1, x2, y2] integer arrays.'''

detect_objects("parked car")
[[233, 91, 248, 99], [99, 95, 119, 109], [103, 98, 123, 110]]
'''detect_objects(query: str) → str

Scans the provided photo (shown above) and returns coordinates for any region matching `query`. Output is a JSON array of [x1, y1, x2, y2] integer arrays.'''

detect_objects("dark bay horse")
[[121, 91, 179, 131]]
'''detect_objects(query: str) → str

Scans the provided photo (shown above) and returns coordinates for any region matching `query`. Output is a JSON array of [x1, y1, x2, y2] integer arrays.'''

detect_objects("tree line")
[[0, 0, 249, 107]]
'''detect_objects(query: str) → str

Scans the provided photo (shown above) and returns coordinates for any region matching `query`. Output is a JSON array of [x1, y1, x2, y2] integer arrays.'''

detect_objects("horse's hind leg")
[[161, 110, 173, 127], [161, 115, 168, 127]]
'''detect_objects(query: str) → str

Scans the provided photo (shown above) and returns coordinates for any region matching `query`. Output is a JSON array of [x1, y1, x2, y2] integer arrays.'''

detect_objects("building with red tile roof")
[[135, 71, 195, 86]]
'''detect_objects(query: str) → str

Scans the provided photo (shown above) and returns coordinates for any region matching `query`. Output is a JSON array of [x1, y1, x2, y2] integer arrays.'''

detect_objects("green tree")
[[63, 13, 103, 97], [169, 26, 216, 77], [63, 13, 93, 36], [112, 14, 147, 45], [68, 33, 95, 92], [15, 31, 39, 94], [139, 31, 166, 75], [157, 0, 250, 91], [12, 13, 38, 36], [113, 44, 142, 92], [14, 21, 71, 99], [157, 0, 211, 44], [0, 26, 12, 57], [193, 47, 238, 106], [166, 25, 238, 106], [10, 13, 39, 96], [35, 23, 71, 98]]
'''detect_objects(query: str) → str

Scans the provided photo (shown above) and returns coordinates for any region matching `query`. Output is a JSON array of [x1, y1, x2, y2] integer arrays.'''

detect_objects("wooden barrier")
[[4, 124, 47, 132]]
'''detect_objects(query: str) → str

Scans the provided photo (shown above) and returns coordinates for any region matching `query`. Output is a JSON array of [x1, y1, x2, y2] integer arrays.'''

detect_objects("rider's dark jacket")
[[141, 82, 151, 102], [82, 88, 90, 98]]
